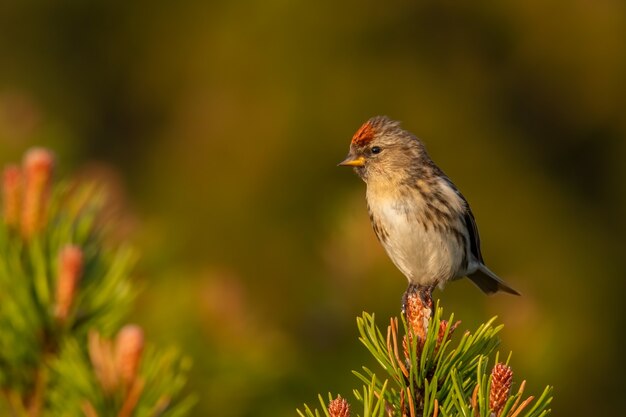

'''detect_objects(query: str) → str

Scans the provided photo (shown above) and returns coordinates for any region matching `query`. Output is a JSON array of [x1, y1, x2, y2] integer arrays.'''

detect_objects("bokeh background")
[[1, 1, 625, 416]]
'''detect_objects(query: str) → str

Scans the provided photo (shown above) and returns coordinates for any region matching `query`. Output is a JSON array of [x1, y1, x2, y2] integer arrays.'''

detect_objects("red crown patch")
[[351, 121, 375, 146]]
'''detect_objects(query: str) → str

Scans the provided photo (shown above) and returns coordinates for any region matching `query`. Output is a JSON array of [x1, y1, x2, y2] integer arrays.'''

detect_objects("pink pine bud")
[[328, 395, 351, 417], [54, 245, 84, 321], [115, 325, 145, 386], [88, 331, 118, 394], [403, 286, 432, 349], [490, 363, 513, 417], [435, 319, 461, 352], [2, 165, 22, 228], [21, 148, 54, 238]]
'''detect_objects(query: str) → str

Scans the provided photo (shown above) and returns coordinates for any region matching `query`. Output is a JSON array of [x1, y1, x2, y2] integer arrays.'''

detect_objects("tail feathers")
[[467, 265, 520, 296]]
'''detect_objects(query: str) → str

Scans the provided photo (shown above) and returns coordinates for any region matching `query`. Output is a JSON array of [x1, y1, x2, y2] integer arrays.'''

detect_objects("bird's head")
[[339, 116, 426, 182]]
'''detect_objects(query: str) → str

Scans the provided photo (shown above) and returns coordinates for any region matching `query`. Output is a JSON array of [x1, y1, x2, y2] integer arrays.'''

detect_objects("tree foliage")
[[298, 302, 552, 417], [0, 149, 195, 417]]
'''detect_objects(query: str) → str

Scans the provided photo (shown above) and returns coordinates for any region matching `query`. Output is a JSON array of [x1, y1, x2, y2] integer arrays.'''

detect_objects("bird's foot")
[[401, 284, 415, 314], [418, 284, 435, 310]]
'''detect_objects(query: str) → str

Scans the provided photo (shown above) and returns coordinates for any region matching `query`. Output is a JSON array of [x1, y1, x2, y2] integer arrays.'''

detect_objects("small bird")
[[339, 116, 519, 295]]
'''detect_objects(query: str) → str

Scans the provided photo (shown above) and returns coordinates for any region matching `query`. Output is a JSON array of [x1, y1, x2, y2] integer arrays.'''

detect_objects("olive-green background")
[[1, 1, 624, 416]]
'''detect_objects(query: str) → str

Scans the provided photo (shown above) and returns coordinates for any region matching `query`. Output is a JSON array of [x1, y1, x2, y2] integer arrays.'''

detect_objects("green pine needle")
[[0, 159, 195, 417], [299, 302, 552, 417]]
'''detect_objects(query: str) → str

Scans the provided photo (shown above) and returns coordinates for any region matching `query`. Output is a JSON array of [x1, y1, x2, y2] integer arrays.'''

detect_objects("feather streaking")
[[340, 116, 519, 295]]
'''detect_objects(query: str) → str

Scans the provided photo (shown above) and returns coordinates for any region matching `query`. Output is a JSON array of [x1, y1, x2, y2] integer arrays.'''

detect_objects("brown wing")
[[438, 174, 483, 263], [463, 207, 484, 263]]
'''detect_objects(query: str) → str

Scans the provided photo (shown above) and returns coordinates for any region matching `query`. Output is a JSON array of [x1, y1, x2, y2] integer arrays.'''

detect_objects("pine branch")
[[299, 300, 552, 417], [0, 148, 195, 416]]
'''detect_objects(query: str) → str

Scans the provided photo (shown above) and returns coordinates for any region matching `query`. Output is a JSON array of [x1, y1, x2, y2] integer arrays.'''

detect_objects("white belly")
[[368, 197, 465, 286]]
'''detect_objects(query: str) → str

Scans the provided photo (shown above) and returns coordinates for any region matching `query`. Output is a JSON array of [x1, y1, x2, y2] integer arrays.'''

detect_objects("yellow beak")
[[338, 154, 365, 167]]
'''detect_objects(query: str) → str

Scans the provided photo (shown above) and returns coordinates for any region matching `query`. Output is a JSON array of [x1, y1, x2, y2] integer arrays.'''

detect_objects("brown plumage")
[[339, 116, 519, 295]]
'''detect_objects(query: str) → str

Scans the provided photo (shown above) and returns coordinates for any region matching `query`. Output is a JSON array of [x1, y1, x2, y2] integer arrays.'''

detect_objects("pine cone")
[[88, 331, 118, 394], [115, 325, 145, 386], [54, 245, 84, 321], [403, 285, 433, 349], [21, 148, 54, 238], [435, 319, 461, 353], [490, 363, 513, 417], [328, 395, 350, 417]]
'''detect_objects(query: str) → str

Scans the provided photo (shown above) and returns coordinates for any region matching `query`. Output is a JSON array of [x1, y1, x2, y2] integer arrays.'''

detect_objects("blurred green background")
[[1, 1, 625, 415]]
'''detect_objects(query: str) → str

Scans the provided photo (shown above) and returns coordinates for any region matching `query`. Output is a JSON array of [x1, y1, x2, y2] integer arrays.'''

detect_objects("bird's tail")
[[467, 265, 520, 295]]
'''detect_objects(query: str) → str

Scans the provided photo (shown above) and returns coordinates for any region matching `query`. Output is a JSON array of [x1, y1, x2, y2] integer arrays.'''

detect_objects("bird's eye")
[[371, 146, 382, 154]]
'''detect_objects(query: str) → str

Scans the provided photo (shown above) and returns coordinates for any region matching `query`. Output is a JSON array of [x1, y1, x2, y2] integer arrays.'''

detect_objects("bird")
[[338, 116, 519, 296]]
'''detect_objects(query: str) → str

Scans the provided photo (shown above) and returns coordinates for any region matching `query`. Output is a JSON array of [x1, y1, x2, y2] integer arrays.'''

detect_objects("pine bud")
[[88, 331, 118, 394], [21, 148, 54, 238], [115, 325, 145, 386], [402, 334, 411, 362], [2, 165, 22, 228], [54, 245, 84, 321], [490, 363, 513, 417], [328, 395, 350, 417], [436, 319, 460, 352], [403, 286, 432, 347]]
